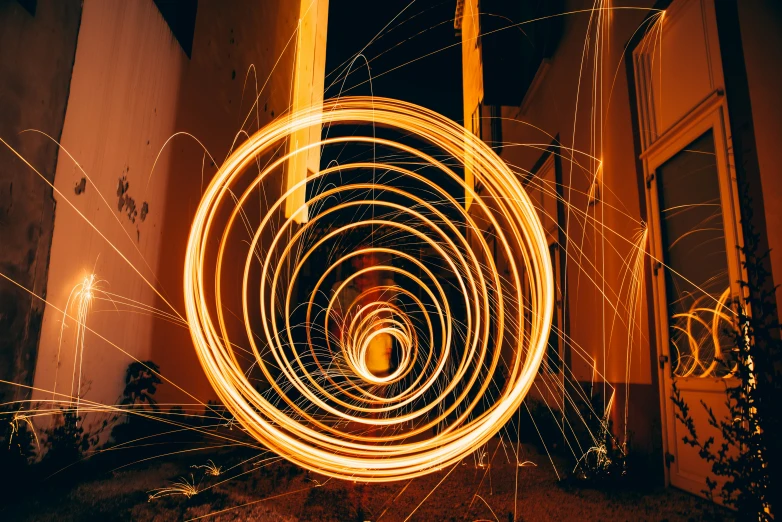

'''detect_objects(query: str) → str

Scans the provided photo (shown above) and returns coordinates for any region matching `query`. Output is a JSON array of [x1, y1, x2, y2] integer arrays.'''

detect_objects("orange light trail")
[[671, 287, 735, 378], [183, 97, 554, 482]]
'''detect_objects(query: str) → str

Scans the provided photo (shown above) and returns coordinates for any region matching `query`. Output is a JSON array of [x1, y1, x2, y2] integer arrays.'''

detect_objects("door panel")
[[632, 0, 744, 500], [644, 104, 743, 499]]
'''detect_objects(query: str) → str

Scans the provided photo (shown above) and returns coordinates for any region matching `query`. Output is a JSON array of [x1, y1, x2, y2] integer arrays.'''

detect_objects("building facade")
[[457, 0, 782, 496], [0, 0, 329, 417]]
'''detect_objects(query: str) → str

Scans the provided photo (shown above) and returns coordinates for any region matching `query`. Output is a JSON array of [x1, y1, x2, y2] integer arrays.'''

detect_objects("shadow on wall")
[[0, 0, 82, 403]]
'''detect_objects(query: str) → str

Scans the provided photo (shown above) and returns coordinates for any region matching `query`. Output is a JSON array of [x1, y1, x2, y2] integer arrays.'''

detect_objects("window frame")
[[640, 91, 746, 494], [526, 146, 566, 378]]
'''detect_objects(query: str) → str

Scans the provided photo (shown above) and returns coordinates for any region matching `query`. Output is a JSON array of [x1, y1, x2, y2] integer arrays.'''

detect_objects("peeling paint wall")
[[30, 0, 185, 412], [2, 0, 329, 416], [0, 0, 82, 403]]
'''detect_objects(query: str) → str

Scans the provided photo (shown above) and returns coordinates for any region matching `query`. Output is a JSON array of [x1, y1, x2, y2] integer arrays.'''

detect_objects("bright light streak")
[[54, 272, 103, 419], [183, 97, 554, 482], [148, 474, 201, 501]]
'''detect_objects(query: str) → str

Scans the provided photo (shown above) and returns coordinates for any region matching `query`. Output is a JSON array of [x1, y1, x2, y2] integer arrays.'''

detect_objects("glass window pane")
[[656, 129, 734, 378]]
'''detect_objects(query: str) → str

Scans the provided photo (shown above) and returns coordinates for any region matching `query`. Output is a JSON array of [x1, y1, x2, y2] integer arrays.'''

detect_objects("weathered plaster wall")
[[1, 0, 329, 416], [30, 0, 185, 412], [0, 0, 82, 403]]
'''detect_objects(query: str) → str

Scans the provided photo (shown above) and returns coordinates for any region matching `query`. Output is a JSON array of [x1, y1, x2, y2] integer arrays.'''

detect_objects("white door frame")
[[641, 90, 745, 494]]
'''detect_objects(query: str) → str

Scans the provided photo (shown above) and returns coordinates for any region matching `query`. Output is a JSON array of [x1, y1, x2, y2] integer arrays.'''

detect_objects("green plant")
[[120, 361, 162, 408], [671, 310, 771, 518]]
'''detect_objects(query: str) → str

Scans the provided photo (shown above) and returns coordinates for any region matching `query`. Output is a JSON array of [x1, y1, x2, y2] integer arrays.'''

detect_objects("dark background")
[[325, 0, 463, 124]]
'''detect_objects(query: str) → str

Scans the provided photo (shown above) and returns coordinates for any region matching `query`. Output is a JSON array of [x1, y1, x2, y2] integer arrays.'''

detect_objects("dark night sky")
[[324, 1, 464, 124]]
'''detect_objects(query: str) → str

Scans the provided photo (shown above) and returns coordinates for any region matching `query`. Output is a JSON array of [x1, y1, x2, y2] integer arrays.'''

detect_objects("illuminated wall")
[[457, 0, 782, 491], [457, 0, 661, 470], [736, 2, 782, 309], [31, 0, 186, 417], [285, 0, 330, 224], [459, 0, 483, 211]]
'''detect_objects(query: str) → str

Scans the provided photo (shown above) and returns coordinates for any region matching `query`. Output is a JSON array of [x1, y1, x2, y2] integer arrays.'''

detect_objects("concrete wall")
[[30, 0, 186, 415], [0, 0, 82, 403], [736, 1, 782, 307], [149, 0, 328, 404], [10, 0, 330, 415]]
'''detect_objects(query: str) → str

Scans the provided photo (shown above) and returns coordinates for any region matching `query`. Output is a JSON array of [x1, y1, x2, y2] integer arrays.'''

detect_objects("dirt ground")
[[2, 439, 732, 522]]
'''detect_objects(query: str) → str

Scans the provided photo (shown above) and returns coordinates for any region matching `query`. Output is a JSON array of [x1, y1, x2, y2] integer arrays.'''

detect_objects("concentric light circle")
[[184, 97, 553, 481]]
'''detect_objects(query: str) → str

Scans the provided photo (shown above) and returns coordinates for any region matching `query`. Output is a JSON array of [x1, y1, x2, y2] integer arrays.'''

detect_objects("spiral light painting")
[[184, 97, 554, 481]]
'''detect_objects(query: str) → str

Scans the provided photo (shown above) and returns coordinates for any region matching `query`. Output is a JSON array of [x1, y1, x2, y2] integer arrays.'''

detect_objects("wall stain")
[[74, 176, 86, 195], [116, 174, 137, 223], [116, 173, 150, 243]]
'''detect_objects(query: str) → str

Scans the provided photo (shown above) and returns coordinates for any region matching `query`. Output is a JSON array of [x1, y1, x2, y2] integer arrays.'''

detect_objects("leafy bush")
[[39, 409, 94, 477]]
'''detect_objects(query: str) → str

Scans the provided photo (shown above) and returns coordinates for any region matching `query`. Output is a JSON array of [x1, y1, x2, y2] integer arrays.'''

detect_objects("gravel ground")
[[2, 439, 732, 521]]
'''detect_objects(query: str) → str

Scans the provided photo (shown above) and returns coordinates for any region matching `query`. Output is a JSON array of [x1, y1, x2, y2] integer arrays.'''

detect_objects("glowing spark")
[[192, 459, 222, 477], [671, 287, 734, 378], [8, 412, 40, 452], [148, 474, 201, 501], [476, 448, 488, 469], [55, 272, 103, 418]]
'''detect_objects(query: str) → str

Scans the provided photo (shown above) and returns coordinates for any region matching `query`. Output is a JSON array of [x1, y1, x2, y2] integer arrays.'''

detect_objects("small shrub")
[[571, 392, 626, 486], [110, 360, 162, 447]]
